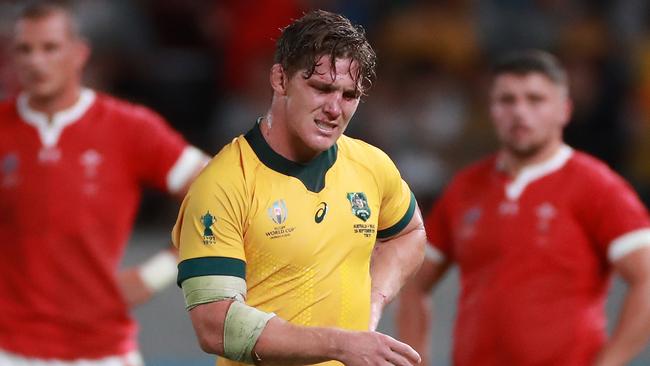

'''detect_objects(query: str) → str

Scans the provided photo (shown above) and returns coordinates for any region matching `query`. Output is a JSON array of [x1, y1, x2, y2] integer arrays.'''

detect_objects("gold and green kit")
[[173, 122, 415, 366]]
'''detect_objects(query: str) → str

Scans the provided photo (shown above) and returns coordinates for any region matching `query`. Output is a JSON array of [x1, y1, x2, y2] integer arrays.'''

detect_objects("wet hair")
[[491, 49, 568, 87], [15, 0, 80, 37], [274, 10, 377, 95]]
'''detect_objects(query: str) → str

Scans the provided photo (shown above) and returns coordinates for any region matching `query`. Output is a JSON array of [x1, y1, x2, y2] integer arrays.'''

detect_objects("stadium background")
[[2, 0, 650, 364]]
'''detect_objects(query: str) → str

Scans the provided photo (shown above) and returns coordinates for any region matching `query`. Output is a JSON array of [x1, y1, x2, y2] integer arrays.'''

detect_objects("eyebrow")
[[308, 79, 361, 97]]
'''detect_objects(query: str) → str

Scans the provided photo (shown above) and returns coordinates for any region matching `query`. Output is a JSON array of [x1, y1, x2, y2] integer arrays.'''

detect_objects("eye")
[[43, 42, 60, 53], [14, 43, 31, 55], [528, 94, 545, 103], [343, 91, 360, 101], [498, 94, 515, 105]]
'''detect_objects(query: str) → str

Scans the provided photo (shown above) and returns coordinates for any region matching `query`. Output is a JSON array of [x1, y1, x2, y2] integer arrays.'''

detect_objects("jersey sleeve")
[[580, 168, 650, 262], [126, 105, 203, 193], [172, 145, 248, 286], [374, 149, 417, 239], [424, 185, 454, 263]]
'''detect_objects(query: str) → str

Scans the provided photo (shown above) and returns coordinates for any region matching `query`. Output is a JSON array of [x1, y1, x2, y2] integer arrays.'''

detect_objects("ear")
[[559, 97, 573, 127], [73, 39, 91, 70], [270, 64, 287, 96]]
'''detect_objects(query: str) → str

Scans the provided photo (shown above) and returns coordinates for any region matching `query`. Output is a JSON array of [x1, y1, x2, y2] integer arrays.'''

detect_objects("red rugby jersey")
[[0, 89, 204, 359], [426, 145, 650, 366]]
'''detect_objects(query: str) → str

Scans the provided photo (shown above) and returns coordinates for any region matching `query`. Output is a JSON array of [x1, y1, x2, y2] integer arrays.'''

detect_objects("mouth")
[[315, 119, 337, 133]]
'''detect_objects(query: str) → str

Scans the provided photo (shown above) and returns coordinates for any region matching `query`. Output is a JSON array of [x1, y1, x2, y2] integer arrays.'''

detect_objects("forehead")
[[491, 72, 564, 95], [308, 55, 360, 85], [13, 11, 73, 42]]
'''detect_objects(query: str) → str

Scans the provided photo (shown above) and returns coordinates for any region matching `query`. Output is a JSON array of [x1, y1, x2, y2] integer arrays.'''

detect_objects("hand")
[[369, 289, 388, 331], [337, 331, 421, 366], [117, 267, 153, 308]]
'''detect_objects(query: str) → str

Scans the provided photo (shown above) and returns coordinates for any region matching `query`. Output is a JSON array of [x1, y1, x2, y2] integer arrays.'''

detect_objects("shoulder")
[[0, 98, 20, 128], [337, 135, 395, 169], [566, 150, 629, 188], [447, 155, 497, 192], [0, 98, 17, 116], [191, 136, 248, 191], [93, 92, 168, 125]]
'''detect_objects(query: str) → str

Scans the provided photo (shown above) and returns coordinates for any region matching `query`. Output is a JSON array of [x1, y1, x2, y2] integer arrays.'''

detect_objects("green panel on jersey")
[[245, 121, 337, 193], [177, 256, 246, 286], [377, 192, 416, 239]]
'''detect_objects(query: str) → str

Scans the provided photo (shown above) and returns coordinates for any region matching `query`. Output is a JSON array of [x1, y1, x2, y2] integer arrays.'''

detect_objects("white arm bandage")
[[139, 250, 178, 293], [181, 275, 276, 364]]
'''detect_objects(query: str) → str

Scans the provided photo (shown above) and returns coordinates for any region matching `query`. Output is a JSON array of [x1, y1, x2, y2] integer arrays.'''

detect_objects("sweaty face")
[[282, 56, 362, 160], [490, 73, 570, 159], [12, 11, 85, 100]]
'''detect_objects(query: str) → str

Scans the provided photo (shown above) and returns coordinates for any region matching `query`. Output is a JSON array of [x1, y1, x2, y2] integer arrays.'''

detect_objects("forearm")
[[252, 317, 343, 365], [397, 283, 432, 366], [597, 281, 650, 365], [371, 227, 426, 302], [191, 301, 420, 366]]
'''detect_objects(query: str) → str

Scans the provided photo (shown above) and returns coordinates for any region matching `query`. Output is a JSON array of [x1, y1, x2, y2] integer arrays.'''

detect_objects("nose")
[[322, 93, 342, 120]]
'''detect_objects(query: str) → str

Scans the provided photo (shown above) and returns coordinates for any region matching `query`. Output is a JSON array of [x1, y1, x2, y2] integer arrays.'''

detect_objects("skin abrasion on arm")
[[368, 208, 426, 331]]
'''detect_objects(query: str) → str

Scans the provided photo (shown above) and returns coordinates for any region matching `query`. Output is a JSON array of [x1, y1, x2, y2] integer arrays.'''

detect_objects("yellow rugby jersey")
[[173, 123, 415, 366]]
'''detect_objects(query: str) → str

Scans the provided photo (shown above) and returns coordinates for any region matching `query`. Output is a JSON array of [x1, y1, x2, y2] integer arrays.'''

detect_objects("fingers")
[[381, 333, 421, 365], [384, 351, 414, 366]]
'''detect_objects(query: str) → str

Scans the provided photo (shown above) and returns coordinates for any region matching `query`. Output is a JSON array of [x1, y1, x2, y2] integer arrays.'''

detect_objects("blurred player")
[[398, 49, 650, 366], [0, 1, 209, 365], [173, 10, 426, 366]]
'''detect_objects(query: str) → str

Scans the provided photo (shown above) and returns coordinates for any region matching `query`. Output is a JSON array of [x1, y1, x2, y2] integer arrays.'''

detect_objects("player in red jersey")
[[398, 50, 650, 366], [0, 2, 209, 365]]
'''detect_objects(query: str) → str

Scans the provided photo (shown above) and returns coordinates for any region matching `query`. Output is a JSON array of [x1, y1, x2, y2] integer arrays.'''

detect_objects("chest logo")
[[536, 202, 556, 233], [314, 202, 328, 223], [265, 199, 295, 239], [200, 211, 217, 245], [80, 149, 103, 178], [347, 192, 371, 222], [268, 200, 288, 225]]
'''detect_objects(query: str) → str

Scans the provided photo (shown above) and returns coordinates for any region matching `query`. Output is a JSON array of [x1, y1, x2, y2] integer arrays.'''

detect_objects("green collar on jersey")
[[244, 119, 337, 193]]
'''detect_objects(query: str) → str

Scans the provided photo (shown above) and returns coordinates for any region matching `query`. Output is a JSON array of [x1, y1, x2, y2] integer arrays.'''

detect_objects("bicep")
[[378, 201, 424, 242], [613, 246, 650, 285]]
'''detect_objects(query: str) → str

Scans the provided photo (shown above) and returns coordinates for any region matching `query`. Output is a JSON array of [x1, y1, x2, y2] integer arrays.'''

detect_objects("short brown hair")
[[491, 49, 568, 87], [274, 10, 377, 95], [15, 0, 80, 37]]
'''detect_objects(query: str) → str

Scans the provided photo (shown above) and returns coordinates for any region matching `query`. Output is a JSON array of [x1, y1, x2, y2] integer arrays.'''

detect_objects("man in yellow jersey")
[[172, 10, 426, 366]]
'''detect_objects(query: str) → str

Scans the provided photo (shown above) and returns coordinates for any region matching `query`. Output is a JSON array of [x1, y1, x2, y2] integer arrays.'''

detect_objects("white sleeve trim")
[[425, 244, 446, 263], [166, 146, 208, 193], [608, 228, 650, 262]]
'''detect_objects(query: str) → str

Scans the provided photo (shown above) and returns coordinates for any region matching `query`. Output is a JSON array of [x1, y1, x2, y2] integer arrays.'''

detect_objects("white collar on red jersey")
[[499, 144, 573, 201], [17, 88, 96, 148]]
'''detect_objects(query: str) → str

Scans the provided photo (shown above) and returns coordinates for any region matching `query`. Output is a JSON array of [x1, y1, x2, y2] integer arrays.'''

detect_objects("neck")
[[499, 139, 563, 176], [26, 84, 82, 118], [259, 113, 318, 164]]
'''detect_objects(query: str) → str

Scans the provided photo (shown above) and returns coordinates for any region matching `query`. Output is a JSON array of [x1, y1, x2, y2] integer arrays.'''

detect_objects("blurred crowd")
[[2, 0, 650, 218]]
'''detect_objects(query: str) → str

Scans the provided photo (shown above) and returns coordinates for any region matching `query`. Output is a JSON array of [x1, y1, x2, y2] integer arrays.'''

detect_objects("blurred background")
[[2, 0, 650, 364]]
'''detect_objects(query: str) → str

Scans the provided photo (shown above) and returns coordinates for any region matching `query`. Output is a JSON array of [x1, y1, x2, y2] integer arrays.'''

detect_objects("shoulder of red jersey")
[[0, 97, 17, 114], [566, 150, 627, 187], [445, 154, 499, 193], [92, 92, 166, 123]]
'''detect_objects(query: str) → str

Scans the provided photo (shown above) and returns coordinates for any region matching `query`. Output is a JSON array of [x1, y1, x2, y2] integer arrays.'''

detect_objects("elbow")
[[196, 332, 222, 355], [189, 302, 230, 356], [414, 227, 427, 265]]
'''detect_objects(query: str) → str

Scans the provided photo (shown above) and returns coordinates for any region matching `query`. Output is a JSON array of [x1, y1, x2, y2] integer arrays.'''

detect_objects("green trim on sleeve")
[[377, 192, 416, 239], [177, 256, 246, 287]]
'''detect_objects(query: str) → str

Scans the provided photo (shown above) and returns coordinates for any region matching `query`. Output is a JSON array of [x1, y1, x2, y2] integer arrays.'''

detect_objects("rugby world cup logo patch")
[[268, 199, 288, 225]]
